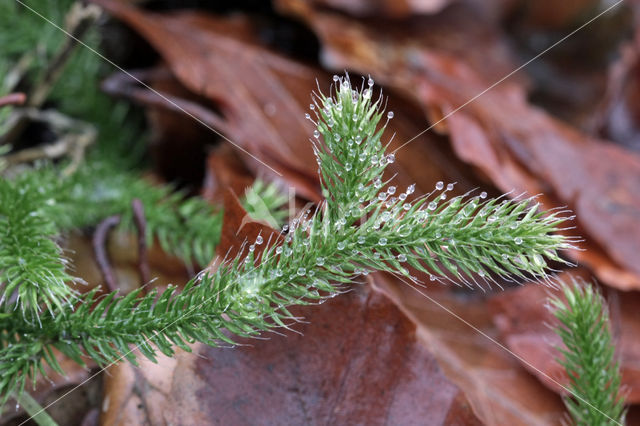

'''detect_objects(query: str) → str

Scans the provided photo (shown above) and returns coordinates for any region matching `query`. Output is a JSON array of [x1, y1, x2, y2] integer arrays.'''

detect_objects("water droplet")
[[345, 163, 352, 171], [378, 192, 387, 201], [371, 155, 379, 165], [480, 191, 487, 199], [374, 252, 381, 259], [399, 193, 407, 201], [514, 237, 523, 245], [368, 77, 374, 86], [387, 186, 396, 195], [275, 247, 283, 254], [337, 242, 346, 250], [276, 269, 283, 277], [256, 236, 263, 245], [440, 193, 447, 200], [282, 224, 289, 233], [336, 103, 343, 112], [358, 236, 366, 244], [478, 270, 485, 277], [333, 75, 340, 82], [374, 178, 382, 188], [428, 202, 437, 211], [285, 248, 293, 256], [297, 268, 306, 276], [305, 113, 311, 120], [317, 257, 325, 266], [398, 254, 407, 262], [310, 104, 315, 110], [407, 184, 415, 195], [378, 238, 387, 246], [502, 254, 509, 260], [435, 181, 444, 190], [429, 275, 436, 281], [403, 204, 411, 211], [313, 130, 320, 138], [487, 216, 497, 224], [359, 153, 367, 162], [387, 111, 394, 119], [387, 154, 395, 164], [248, 245, 255, 253]]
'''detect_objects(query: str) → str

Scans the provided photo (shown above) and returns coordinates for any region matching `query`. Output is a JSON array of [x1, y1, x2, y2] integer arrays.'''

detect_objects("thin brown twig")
[[131, 199, 151, 287], [0, 2, 100, 147], [0, 93, 26, 108], [92, 215, 121, 292], [28, 3, 101, 108], [1, 108, 95, 173]]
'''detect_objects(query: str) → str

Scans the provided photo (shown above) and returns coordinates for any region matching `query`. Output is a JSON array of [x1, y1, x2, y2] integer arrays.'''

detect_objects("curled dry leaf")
[[489, 269, 640, 403], [276, 0, 640, 290], [374, 274, 567, 426]]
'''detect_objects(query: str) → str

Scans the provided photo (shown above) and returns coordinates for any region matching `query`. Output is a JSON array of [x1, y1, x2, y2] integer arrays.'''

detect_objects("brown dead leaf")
[[374, 274, 567, 425], [95, 0, 489, 206], [100, 284, 480, 426], [276, 0, 640, 290], [489, 269, 640, 403]]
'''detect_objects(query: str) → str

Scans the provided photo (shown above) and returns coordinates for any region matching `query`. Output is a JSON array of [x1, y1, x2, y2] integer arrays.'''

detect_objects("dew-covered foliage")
[[0, 75, 576, 404], [549, 279, 626, 426]]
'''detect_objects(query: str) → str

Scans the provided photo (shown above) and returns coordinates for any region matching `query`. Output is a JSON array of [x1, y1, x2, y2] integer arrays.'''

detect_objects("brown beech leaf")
[[276, 0, 640, 290], [489, 269, 640, 403], [374, 274, 567, 425], [100, 284, 480, 426], [95, 0, 488, 205]]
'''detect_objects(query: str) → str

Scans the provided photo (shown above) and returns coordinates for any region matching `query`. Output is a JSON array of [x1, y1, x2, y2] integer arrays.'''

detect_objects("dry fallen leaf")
[[374, 274, 567, 425], [489, 269, 640, 403], [100, 284, 481, 426]]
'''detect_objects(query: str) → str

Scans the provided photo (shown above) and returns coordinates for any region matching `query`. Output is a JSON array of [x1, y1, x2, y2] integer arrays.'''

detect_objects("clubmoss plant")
[[549, 279, 626, 425], [0, 75, 577, 406]]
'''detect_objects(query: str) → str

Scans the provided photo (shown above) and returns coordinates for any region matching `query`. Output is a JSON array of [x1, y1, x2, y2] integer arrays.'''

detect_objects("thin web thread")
[[13, 0, 283, 177]]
